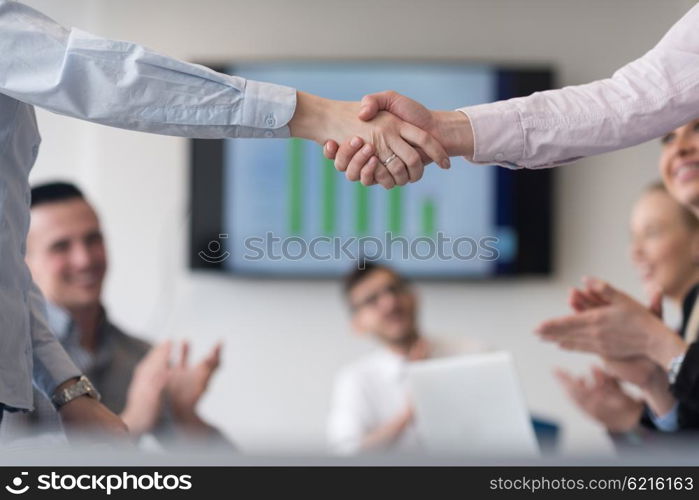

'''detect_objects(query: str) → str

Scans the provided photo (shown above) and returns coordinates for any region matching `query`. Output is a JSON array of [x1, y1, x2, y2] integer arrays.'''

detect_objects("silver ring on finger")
[[381, 153, 398, 166]]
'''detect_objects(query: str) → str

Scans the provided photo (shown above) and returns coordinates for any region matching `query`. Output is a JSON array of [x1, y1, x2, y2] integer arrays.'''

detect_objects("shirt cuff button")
[[264, 131, 274, 138]]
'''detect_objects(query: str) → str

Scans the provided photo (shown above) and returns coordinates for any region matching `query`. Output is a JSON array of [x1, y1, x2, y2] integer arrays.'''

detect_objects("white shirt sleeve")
[[459, 3, 699, 169], [326, 370, 370, 455], [0, 0, 296, 139]]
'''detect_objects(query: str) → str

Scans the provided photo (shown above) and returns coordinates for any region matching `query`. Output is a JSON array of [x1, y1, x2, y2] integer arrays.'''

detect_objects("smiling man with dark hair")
[[1, 182, 228, 447]]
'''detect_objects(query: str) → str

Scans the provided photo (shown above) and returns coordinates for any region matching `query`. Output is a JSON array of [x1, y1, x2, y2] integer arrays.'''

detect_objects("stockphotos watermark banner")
[[1, 469, 194, 498], [1, 467, 698, 498]]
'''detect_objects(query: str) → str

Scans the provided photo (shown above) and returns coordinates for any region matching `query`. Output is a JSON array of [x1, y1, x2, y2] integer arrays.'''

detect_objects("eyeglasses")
[[350, 282, 408, 313]]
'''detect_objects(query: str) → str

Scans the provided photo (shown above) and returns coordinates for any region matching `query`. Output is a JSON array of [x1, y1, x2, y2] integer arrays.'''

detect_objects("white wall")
[[23, 0, 696, 455]]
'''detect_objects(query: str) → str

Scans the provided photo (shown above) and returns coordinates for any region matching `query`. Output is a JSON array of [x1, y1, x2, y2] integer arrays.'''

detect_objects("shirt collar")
[[45, 301, 75, 343], [45, 302, 113, 374]]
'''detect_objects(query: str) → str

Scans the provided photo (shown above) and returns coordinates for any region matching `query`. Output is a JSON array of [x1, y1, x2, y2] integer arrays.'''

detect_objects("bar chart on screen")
[[225, 134, 495, 276], [288, 139, 446, 239]]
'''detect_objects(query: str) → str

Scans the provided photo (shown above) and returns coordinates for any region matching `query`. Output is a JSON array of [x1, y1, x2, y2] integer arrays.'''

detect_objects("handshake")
[[289, 91, 475, 190]]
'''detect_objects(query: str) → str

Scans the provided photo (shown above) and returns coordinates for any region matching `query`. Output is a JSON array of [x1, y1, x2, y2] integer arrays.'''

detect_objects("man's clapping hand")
[[120, 340, 223, 438]]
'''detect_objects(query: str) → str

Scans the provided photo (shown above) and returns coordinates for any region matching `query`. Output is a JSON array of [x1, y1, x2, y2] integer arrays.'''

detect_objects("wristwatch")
[[51, 375, 101, 410], [667, 354, 686, 385]]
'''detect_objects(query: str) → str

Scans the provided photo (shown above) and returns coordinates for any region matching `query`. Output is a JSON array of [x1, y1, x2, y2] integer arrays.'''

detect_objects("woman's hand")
[[536, 278, 687, 365], [555, 367, 644, 433]]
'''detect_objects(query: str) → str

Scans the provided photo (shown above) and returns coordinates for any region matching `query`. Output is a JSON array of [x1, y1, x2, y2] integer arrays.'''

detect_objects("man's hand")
[[120, 341, 172, 437], [166, 341, 222, 424], [555, 367, 643, 433], [120, 340, 222, 438], [407, 337, 431, 362], [289, 91, 450, 189], [536, 277, 686, 365], [322, 91, 473, 186], [360, 404, 414, 451], [58, 393, 129, 440]]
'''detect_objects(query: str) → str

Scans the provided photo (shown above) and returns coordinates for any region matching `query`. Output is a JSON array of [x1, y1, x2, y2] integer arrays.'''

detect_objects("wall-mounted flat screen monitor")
[[190, 61, 554, 279]]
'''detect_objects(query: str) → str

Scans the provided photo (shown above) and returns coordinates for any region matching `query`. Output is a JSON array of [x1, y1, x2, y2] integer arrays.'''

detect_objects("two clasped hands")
[[289, 90, 474, 189]]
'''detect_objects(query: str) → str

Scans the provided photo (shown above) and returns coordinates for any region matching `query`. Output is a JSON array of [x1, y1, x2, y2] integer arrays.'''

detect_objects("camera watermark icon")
[[198, 234, 231, 264], [6, 472, 29, 495]]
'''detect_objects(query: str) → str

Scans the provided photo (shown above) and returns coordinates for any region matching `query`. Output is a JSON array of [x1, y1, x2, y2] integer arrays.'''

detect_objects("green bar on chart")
[[322, 157, 336, 236], [388, 187, 402, 235], [289, 139, 303, 235], [421, 198, 436, 236], [355, 183, 369, 235]]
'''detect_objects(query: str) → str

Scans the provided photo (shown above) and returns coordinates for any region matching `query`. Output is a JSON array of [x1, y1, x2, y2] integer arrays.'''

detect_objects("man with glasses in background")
[[327, 262, 486, 454]]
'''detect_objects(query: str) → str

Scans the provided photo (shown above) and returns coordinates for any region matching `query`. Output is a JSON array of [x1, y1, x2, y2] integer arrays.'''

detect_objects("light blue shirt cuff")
[[237, 79, 296, 138], [649, 403, 680, 432]]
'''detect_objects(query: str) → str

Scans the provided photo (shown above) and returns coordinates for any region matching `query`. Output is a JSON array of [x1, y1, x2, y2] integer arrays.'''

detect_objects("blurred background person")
[[1, 182, 229, 448], [556, 182, 699, 435], [327, 262, 486, 454]]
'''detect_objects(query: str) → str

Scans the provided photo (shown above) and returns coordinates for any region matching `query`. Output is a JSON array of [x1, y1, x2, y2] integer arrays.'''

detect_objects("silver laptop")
[[407, 351, 539, 458]]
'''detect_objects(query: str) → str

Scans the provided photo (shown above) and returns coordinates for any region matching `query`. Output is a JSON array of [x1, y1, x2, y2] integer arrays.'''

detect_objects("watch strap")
[[51, 375, 101, 409]]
